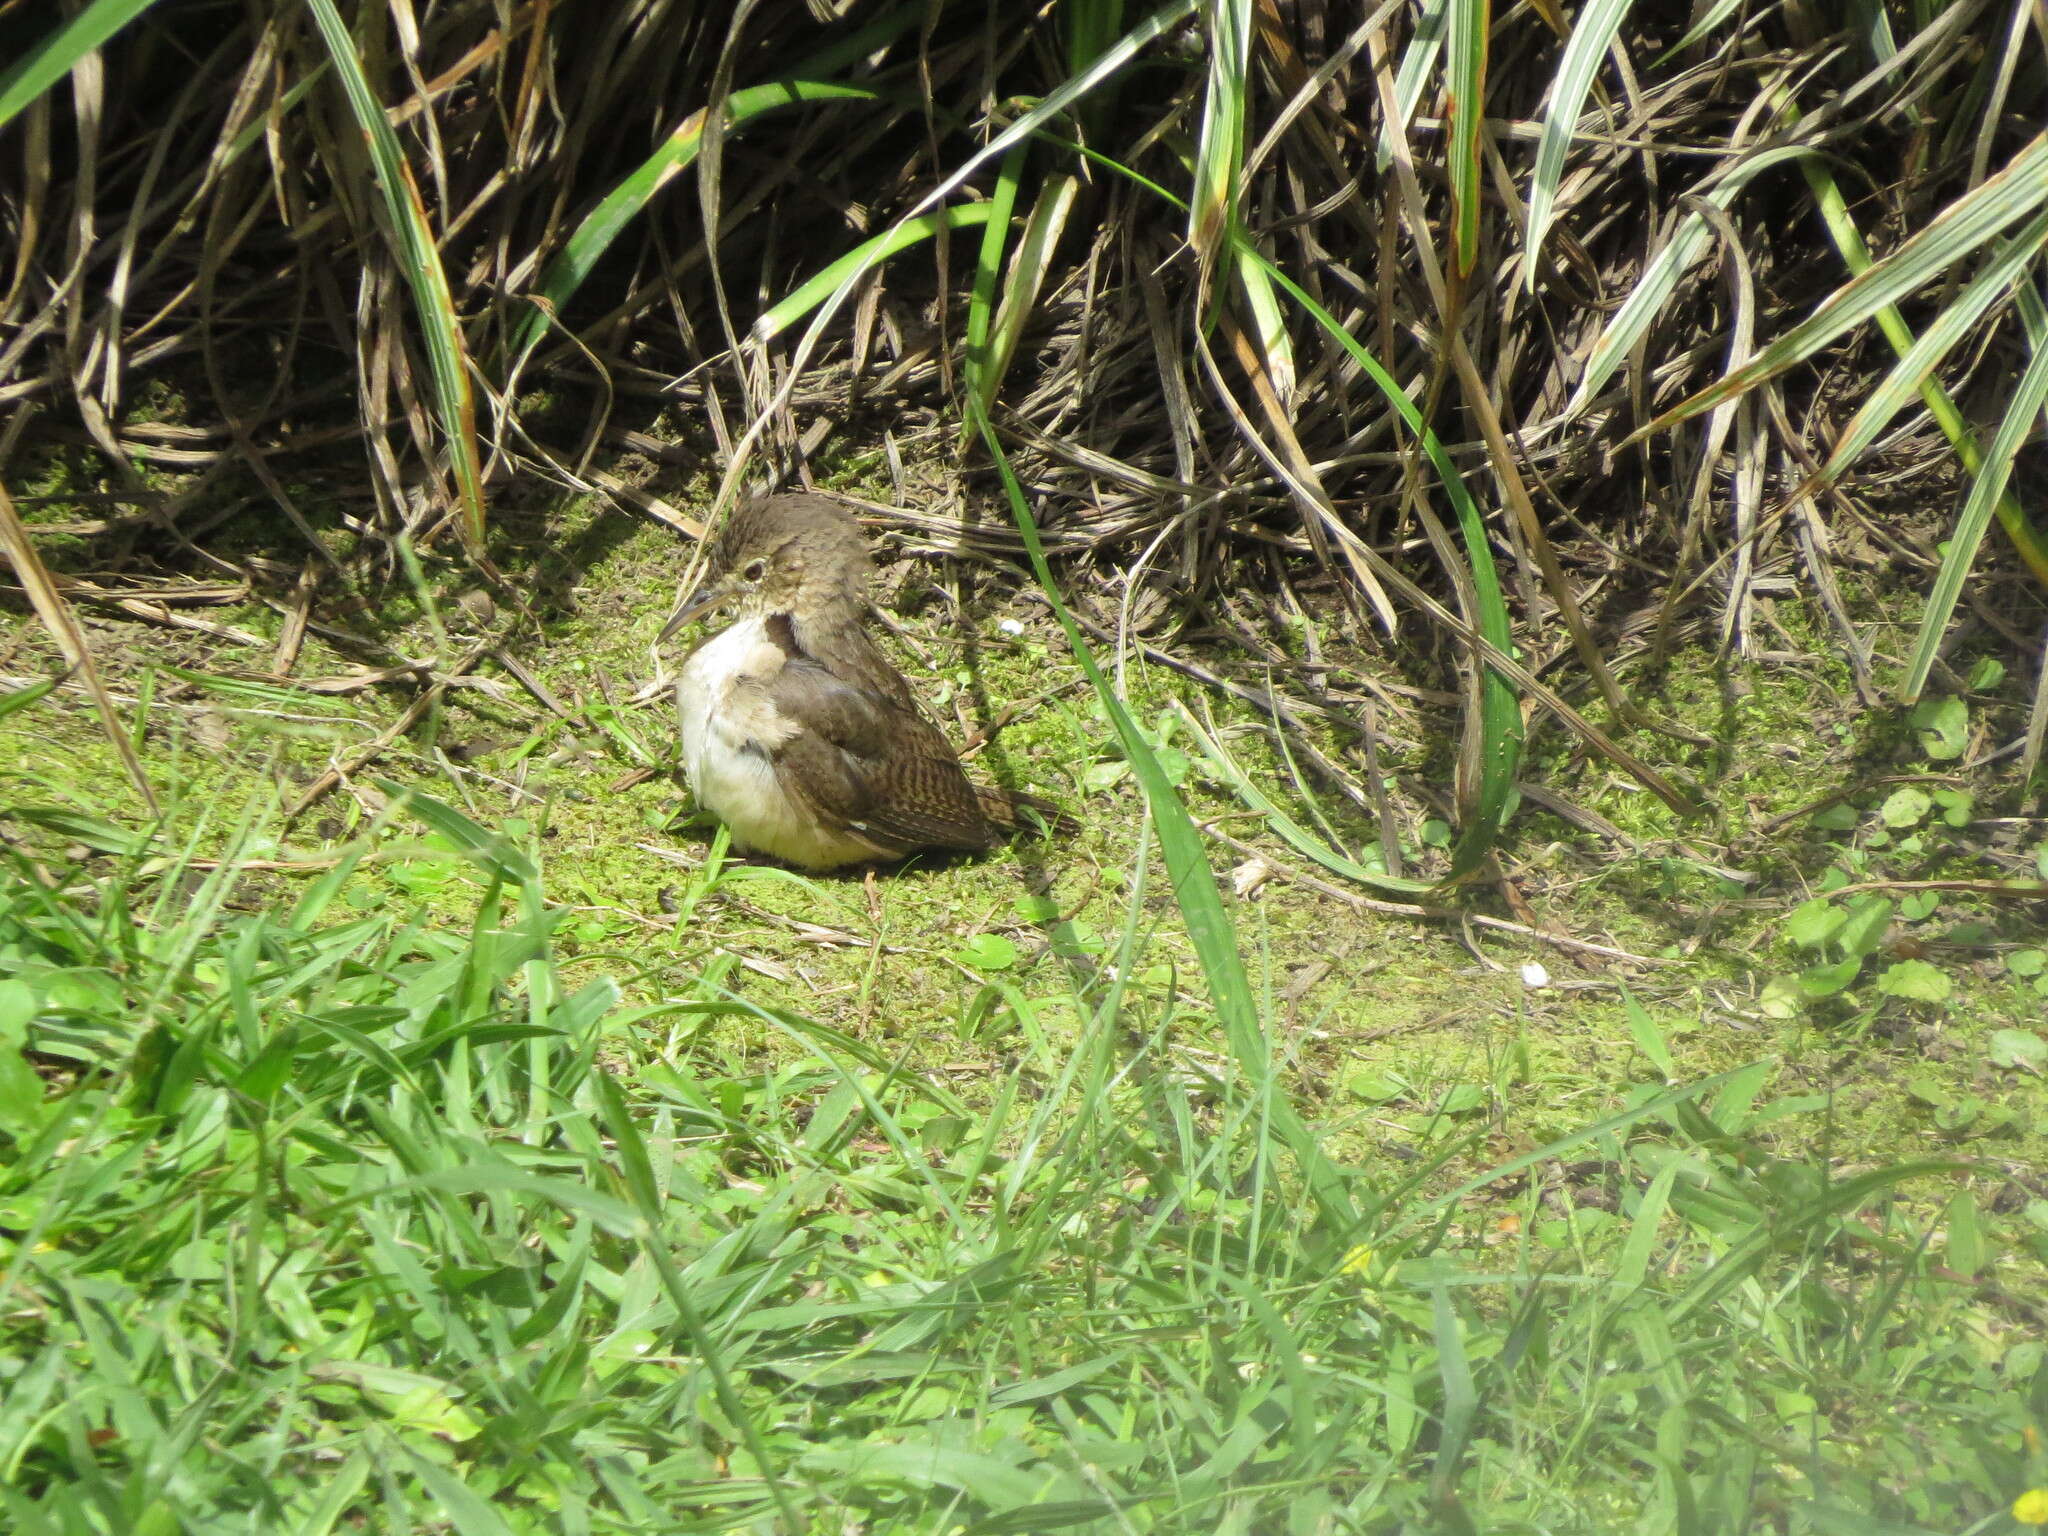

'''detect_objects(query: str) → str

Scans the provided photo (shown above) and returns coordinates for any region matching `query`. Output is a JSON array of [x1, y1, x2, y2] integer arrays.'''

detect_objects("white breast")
[[676, 617, 876, 869]]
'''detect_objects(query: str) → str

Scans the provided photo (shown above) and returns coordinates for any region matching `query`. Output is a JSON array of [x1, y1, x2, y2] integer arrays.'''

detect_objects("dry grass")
[[6, 3, 2046, 843]]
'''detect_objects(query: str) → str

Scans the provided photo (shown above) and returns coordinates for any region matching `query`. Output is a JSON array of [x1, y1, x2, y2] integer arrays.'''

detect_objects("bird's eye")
[[741, 558, 767, 582]]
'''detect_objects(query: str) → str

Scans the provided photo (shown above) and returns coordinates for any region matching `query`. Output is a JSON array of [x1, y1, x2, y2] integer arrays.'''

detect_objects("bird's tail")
[[975, 784, 1079, 839]]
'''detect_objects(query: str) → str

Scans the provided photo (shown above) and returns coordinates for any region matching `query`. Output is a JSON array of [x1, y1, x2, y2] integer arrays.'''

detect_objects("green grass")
[[5, 505, 2048, 1531], [8, 2, 2048, 1522], [2, 769, 2044, 1532]]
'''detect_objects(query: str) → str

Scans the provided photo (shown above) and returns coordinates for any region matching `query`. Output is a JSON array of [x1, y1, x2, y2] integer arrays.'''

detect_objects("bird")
[[661, 492, 1068, 871]]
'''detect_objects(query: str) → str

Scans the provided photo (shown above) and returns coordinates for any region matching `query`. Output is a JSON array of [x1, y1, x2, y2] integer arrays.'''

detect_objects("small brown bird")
[[663, 493, 1064, 870]]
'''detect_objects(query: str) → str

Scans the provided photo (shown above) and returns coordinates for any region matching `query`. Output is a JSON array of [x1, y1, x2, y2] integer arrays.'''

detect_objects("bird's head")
[[659, 494, 873, 641]]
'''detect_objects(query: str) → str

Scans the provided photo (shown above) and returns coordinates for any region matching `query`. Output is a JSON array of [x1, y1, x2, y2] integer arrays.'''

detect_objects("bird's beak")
[[658, 577, 733, 643]]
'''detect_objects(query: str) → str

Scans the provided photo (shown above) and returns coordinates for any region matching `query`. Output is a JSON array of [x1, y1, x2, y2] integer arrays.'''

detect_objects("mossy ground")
[[4, 468, 2045, 1257]]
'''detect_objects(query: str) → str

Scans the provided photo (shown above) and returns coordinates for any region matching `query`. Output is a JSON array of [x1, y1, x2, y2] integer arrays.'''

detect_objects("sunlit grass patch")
[[2, 655, 2044, 1526]]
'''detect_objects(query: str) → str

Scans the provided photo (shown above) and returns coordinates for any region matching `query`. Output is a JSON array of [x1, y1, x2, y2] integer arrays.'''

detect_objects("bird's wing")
[[759, 659, 998, 854]]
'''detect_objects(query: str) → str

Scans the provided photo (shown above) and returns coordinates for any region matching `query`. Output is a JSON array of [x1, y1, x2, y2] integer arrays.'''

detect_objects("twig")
[[0, 475, 159, 813], [273, 560, 318, 676], [491, 645, 580, 721], [1204, 825, 1673, 966], [284, 634, 499, 819]]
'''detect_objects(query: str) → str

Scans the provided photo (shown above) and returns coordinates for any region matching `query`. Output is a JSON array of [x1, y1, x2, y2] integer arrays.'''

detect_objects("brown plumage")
[[666, 494, 1068, 870]]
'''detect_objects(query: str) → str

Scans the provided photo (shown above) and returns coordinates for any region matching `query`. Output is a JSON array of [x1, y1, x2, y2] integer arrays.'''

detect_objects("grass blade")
[[1637, 130, 2048, 439], [1564, 146, 1818, 420], [973, 172, 1079, 423], [1179, 707, 1438, 895], [960, 143, 1030, 437], [1797, 146, 2048, 595], [970, 394, 1358, 1231], [0, 483, 157, 813], [375, 779, 539, 886], [753, 203, 998, 343], [1429, 1286, 1478, 1503], [0, 0, 164, 133], [1899, 279, 2048, 703], [0, 675, 59, 721], [1227, 249, 1526, 869], [1377, 0, 1448, 172], [1188, 0, 1295, 395], [1816, 210, 2048, 482], [1658, 0, 1746, 58], [1443, 0, 1490, 278], [1523, 0, 1631, 285], [510, 6, 924, 358], [1188, 0, 1253, 263], [511, 76, 892, 361], [716, 0, 1196, 509], [303, 0, 486, 550]]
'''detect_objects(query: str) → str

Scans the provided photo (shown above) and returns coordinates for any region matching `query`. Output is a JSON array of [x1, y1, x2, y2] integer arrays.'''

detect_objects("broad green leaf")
[[956, 934, 1020, 972], [1878, 786, 1931, 828], [1784, 899, 1845, 949], [1797, 957, 1863, 997], [0, 978, 47, 1137], [1909, 696, 1969, 760], [1944, 1189, 1983, 1278], [1874, 960, 1950, 1003], [1930, 789, 1973, 828], [1988, 1028, 2046, 1072], [1438, 1083, 1488, 1115], [1898, 891, 1939, 922], [1836, 897, 1895, 959]]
